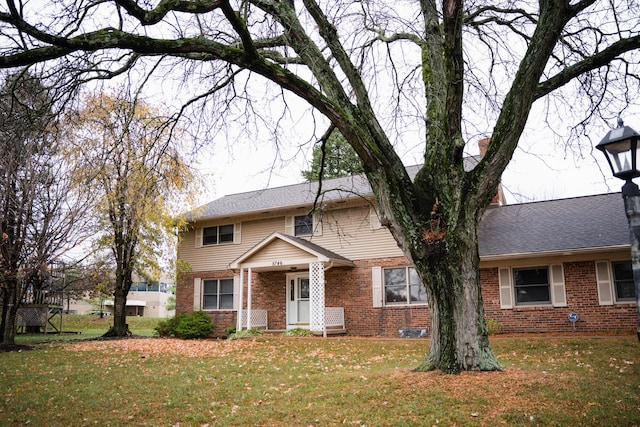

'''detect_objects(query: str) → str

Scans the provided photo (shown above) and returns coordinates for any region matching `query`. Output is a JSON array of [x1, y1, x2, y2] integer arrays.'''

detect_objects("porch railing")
[[324, 307, 345, 329], [240, 309, 268, 329], [240, 307, 345, 331]]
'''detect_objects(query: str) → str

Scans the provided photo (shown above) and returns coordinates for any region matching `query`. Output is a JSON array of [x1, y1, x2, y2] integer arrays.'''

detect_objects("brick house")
[[176, 161, 637, 337]]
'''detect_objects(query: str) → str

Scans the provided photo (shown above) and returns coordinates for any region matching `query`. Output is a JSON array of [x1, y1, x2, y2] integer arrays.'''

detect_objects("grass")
[[1, 332, 638, 426], [14, 315, 162, 343]]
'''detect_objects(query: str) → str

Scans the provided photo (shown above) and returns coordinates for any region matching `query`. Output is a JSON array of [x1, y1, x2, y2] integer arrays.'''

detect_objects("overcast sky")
[[200, 114, 625, 206]]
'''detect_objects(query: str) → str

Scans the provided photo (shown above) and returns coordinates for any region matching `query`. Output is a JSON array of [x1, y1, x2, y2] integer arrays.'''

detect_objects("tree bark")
[[2, 282, 19, 344], [104, 284, 130, 337], [412, 223, 502, 373]]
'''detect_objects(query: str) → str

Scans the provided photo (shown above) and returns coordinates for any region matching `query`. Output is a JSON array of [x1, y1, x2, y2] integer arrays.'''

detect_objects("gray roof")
[[192, 159, 630, 259], [282, 233, 354, 264], [478, 193, 629, 258], [192, 170, 375, 220], [192, 158, 481, 220], [229, 231, 355, 269]]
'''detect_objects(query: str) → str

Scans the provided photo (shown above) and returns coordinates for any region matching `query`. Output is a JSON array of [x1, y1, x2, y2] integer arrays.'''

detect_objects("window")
[[612, 261, 636, 302], [513, 267, 550, 305], [202, 278, 234, 310], [499, 265, 565, 309], [294, 214, 314, 236], [131, 282, 146, 291], [202, 224, 234, 245], [384, 267, 427, 305]]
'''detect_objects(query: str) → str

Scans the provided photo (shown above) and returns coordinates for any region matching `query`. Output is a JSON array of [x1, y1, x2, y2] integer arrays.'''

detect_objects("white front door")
[[287, 274, 310, 327]]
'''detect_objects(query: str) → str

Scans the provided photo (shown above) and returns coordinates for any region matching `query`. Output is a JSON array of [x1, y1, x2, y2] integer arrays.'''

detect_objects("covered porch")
[[229, 232, 354, 336]]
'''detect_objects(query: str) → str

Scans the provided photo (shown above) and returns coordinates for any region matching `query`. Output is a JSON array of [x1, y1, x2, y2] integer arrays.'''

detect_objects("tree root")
[[102, 326, 132, 338]]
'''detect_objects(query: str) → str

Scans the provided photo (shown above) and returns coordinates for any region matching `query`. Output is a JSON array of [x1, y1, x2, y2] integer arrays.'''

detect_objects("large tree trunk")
[[1, 282, 19, 345], [372, 168, 502, 373], [412, 226, 502, 373], [104, 285, 130, 337], [102, 264, 132, 337]]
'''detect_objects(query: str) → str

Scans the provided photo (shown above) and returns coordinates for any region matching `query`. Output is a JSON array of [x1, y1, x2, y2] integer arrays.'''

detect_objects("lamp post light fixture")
[[595, 117, 640, 342]]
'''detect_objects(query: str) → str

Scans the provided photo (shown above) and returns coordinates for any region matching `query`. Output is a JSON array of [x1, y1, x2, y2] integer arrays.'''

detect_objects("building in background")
[[67, 279, 175, 318]]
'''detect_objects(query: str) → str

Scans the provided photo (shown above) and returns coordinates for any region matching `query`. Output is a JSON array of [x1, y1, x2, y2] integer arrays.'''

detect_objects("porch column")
[[237, 268, 244, 332], [246, 267, 253, 330], [309, 261, 325, 336]]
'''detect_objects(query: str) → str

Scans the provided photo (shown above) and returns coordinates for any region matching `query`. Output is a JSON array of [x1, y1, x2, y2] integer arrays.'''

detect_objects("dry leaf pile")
[[66, 337, 259, 358]]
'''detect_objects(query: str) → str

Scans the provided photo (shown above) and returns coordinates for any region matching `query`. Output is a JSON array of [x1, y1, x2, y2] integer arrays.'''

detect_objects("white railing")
[[240, 309, 268, 329], [324, 307, 345, 329]]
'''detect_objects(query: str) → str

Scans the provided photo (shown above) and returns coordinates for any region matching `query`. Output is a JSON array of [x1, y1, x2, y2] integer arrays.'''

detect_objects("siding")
[[179, 204, 403, 273], [243, 239, 315, 265], [310, 206, 403, 260]]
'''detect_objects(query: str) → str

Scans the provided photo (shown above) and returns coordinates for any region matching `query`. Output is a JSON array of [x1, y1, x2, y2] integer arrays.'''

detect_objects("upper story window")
[[384, 267, 427, 305], [513, 267, 550, 305], [285, 213, 321, 237], [203, 224, 234, 245], [294, 214, 314, 236], [612, 261, 636, 302], [131, 282, 147, 291]]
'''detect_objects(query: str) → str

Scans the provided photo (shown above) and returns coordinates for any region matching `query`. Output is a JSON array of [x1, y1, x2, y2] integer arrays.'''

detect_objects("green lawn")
[[14, 314, 162, 343], [1, 333, 638, 426]]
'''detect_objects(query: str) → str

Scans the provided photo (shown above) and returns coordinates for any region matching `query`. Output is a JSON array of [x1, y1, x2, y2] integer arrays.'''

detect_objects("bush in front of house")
[[154, 314, 182, 337], [281, 328, 312, 337], [155, 311, 215, 339], [486, 319, 503, 335], [225, 324, 236, 337], [227, 328, 263, 340]]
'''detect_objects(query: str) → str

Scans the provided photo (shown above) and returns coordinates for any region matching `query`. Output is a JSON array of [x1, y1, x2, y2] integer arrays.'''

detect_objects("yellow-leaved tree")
[[65, 89, 194, 336]]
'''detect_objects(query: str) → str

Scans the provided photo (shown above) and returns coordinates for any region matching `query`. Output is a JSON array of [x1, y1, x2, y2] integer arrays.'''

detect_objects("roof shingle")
[[190, 161, 629, 258], [478, 193, 629, 257]]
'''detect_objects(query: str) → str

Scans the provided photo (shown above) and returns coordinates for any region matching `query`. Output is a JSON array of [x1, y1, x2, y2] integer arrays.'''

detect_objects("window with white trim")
[[203, 225, 234, 245], [499, 264, 566, 309], [202, 278, 234, 310], [513, 267, 550, 305], [598, 260, 636, 304], [612, 261, 636, 302], [294, 214, 313, 236], [384, 267, 427, 305]]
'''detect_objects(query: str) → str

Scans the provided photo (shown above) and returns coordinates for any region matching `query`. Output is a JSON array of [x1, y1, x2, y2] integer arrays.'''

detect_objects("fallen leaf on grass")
[[65, 338, 260, 358]]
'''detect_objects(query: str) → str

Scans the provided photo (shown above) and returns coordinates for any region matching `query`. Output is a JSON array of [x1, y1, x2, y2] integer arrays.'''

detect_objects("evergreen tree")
[[302, 129, 363, 181]]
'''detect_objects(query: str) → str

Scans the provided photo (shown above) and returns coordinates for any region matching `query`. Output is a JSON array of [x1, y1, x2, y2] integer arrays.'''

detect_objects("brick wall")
[[176, 269, 239, 337], [482, 261, 637, 334], [178, 257, 431, 337], [177, 258, 637, 337], [333, 258, 431, 336]]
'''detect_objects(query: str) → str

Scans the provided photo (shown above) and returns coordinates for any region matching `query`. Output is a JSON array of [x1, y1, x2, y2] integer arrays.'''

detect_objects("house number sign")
[[272, 261, 283, 266]]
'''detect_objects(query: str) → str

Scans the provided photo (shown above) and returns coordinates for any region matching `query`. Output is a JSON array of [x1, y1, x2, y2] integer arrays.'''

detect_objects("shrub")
[[227, 328, 263, 340], [154, 314, 183, 337], [281, 328, 312, 337], [175, 311, 215, 339], [225, 324, 237, 337], [155, 312, 215, 339], [486, 319, 503, 335]]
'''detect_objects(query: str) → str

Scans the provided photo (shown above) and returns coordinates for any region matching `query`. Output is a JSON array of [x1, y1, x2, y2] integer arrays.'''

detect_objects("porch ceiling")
[[229, 232, 354, 272]]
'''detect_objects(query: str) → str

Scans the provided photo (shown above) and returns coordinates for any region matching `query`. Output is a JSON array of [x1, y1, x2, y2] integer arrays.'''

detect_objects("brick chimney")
[[478, 137, 505, 206]]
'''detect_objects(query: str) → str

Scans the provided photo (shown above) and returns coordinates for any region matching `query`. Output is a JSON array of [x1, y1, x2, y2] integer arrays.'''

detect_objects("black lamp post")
[[596, 117, 640, 342]]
